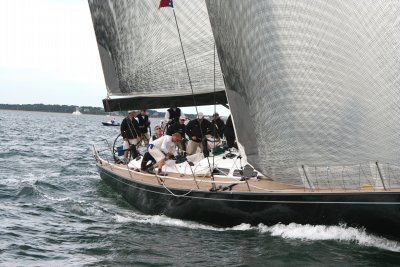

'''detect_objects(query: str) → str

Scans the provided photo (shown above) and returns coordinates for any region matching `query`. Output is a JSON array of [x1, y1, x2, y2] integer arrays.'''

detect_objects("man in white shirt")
[[148, 132, 182, 171]]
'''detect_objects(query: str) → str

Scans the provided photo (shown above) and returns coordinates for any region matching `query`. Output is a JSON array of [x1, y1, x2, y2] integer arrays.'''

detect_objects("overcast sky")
[[0, 0, 229, 116]]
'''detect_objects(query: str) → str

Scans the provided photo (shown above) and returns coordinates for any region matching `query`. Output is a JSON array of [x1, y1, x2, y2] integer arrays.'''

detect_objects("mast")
[[171, 9, 198, 110], [163, 1, 217, 189]]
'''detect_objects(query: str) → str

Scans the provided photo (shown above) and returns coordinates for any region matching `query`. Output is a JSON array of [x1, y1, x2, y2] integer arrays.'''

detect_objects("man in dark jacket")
[[212, 112, 225, 138], [136, 109, 151, 144], [165, 107, 182, 126], [166, 115, 186, 136], [186, 112, 215, 155], [167, 115, 187, 152], [120, 110, 141, 162]]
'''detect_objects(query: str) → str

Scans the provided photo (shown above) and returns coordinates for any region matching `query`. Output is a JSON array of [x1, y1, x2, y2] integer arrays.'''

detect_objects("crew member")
[[147, 133, 182, 173], [120, 110, 141, 163], [211, 112, 225, 138], [151, 125, 163, 141], [164, 106, 183, 126], [141, 125, 163, 172], [186, 112, 215, 155], [166, 115, 187, 152], [137, 109, 151, 144]]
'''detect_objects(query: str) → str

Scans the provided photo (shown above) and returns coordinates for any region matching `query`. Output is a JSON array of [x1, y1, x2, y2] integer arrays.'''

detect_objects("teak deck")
[[98, 159, 399, 193]]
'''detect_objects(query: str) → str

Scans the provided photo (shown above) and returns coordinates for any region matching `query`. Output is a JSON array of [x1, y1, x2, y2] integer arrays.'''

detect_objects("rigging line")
[[172, 9, 198, 114], [156, 171, 196, 197], [161, 181, 194, 197], [127, 116, 141, 145], [212, 42, 216, 170], [172, 7, 215, 188], [213, 43, 216, 115], [154, 165, 211, 197]]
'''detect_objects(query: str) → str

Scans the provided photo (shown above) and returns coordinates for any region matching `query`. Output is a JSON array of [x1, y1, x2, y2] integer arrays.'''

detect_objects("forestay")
[[88, 0, 226, 111]]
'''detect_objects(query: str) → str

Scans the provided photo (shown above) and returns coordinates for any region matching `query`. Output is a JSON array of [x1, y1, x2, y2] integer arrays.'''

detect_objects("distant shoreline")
[[0, 103, 106, 115], [0, 103, 167, 118], [0, 104, 220, 119], [0, 108, 109, 116]]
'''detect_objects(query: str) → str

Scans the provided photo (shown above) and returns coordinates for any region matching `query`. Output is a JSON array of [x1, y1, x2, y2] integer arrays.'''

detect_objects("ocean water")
[[0, 109, 399, 266]]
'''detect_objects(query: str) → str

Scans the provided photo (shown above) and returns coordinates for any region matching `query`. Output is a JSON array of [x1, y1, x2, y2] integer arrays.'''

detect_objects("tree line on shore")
[[0, 103, 164, 117]]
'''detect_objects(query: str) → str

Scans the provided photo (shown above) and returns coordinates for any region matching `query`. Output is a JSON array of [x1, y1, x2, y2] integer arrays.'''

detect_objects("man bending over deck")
[[148, 133, 182, 173]]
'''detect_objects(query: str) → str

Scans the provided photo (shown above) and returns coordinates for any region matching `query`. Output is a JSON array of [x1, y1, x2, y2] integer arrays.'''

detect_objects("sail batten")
[[88, 0, 226, 111]]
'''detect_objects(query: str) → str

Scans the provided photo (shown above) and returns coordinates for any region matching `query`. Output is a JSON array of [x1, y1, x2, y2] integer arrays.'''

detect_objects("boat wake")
[[114, 212, 400, 252], [258, 223, 400, 252]]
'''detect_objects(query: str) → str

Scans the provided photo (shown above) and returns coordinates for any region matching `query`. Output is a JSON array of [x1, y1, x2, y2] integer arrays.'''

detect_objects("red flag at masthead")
[[159, 0, 173, 9]]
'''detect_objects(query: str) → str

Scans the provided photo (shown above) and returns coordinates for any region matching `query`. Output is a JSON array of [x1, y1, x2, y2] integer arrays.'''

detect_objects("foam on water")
[[113, 212, 400, 252], [41, 194, 73, 203], [114, 213, 226, 231], [258, 223, 400, 252]]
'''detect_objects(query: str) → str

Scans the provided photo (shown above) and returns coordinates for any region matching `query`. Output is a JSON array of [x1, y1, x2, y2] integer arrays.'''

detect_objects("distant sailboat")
[[72, 107, 82, 115], [89, 0, 400, 238], [102, 117, 120, 126]]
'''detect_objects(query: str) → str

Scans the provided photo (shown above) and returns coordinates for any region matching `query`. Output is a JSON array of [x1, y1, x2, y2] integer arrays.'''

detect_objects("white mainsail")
[[88, 0, 226, 110], [206, 0, 400, 185]]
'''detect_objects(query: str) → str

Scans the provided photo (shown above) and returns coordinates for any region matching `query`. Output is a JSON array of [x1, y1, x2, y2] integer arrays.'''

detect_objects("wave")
[[113, 213, 225, 231], [16, 184, 42, 198], [34, 180, 62, 190], [113, 212, 400, 252], [258, 223, 400, 253]]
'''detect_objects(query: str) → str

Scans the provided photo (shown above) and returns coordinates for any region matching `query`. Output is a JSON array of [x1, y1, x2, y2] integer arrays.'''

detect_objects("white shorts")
[[149, 147, 165, 162], [123, 139, 138, 150], [141, 133, 150, 144], [186, 140, 202, 155]]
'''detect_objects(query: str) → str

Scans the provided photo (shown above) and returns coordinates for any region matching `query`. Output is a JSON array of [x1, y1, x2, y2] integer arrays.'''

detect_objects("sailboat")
[[72, 107, 82, 115], [88, 0, 400, 238], [102, 117, 120, 126]]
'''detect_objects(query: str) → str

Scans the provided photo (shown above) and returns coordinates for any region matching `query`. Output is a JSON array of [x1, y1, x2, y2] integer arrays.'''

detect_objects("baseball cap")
[[179, 115, 186, 120], [197, 112, 204, 119]]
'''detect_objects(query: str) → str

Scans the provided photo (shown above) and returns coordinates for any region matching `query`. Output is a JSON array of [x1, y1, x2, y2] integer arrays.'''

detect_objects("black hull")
[[102, 122, 120, 126], [98, 166, 400, 238]]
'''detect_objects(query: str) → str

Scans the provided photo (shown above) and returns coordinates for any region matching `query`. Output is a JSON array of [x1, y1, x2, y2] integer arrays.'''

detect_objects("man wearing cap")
[[166, 115, 187, 152], [120, 110, 141, 163], [167, 115, 186, 136], [151, 125, 163, 141], [212, 112, 225, 139], [136, 109, 151, 144], [186, 112, 215, 155]]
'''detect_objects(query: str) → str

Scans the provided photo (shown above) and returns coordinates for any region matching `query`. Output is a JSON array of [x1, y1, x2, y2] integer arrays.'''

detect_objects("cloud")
[[0, 0, 106, 104]]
